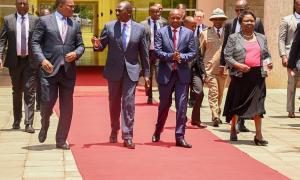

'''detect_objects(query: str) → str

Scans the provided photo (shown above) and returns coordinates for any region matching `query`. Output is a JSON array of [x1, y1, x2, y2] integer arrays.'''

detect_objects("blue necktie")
[[122, 23, 127, 49]]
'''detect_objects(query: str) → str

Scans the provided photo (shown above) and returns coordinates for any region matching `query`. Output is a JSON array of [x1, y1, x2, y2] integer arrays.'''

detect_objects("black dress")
[[223, 67, 266, 121]]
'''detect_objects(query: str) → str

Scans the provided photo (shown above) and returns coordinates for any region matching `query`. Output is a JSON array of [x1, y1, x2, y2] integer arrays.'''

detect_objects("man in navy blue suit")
[[151, 9, 196, 148]]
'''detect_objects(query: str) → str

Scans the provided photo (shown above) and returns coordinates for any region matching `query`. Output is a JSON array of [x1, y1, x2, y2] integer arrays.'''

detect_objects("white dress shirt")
[[235, 19, 241, 33], [121, 20, 132, 48], [171, 27, 180, 50], [16, 13, 29, 56], [150, 19, 161, 50], [295, 12, 300, 23], [214, 27, 223, 36], [55, 11, 68, 41]]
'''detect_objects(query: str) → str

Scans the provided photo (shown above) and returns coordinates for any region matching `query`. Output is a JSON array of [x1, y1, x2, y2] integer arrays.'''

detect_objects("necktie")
[[196, 25, 200, 37], [172, 28, 177, 70], [61, 17, 68, 43], [21, 16, 26, 56], [217, 28, 221, 38], [153, 20, 157, 36], [122, 23, 127, 49]]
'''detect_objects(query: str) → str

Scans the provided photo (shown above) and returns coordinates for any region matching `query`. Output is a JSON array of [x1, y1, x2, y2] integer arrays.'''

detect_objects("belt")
[[17, 55, 28, 59]]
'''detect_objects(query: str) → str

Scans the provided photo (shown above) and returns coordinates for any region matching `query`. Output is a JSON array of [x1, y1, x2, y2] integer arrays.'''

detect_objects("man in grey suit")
[[91, 1, 150, 149], [0, 0, 38, 133], [31, 0, 85, 150], [279, 0, 300, 118], [151, 9, 196, 148], [220, 0, 265, 132], [140, 5, 167, 104]]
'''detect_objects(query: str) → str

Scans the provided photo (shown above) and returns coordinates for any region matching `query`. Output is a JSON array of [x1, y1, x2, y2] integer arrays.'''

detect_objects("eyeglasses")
[[17, 2, 29, 6]]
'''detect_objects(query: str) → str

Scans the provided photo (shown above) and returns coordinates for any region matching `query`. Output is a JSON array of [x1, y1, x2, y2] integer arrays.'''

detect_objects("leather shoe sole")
[[176, 139, 192, 148], [38, 129, 48, 143], [12, 124, 20, 129], [191, 122, 207, 128]]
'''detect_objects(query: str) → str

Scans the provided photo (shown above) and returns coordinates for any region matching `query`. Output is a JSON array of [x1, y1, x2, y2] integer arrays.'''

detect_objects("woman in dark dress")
[[223, 10, 273, 146]]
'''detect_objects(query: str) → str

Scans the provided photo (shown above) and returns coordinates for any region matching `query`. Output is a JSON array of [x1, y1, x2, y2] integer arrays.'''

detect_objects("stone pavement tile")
[[65, 171, 82, 177], [0, 167, 23, 178], [0, 161, 25, 168], [23, 171, 64, 178], [24, 166, 64, 172], [25, 160, 63, 167], [24, 178, 64, 180], [27, 152, 64, 161], [65, 177, 82, 180], [0, 154, 26, 161]]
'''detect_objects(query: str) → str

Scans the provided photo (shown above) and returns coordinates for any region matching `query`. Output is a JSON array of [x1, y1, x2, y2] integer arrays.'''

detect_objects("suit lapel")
[[12, 14, 17, 39], [125, 21, 135, 52], [291, 15, 298, 32], [50, 14, 64, 43], [232, 18, 238, 33], [28, 15, 34, 31], [177, 27, 183, 50], [167, 26, 175, 51], [64, 18, 73, 44], [114, 21, 123, 51]]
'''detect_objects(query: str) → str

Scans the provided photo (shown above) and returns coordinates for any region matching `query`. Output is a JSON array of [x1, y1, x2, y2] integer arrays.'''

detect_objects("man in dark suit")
[[31, 0, 85, 150], [183, 16, 207, 129], [152, 9, 196, 148], [188, 9, 207, 108], [91, 1, 150, 149], [220, 0, 265, 132], [0, 0, 38, 133], [154, 3, 168, 25], [140, 5, 167, 104]]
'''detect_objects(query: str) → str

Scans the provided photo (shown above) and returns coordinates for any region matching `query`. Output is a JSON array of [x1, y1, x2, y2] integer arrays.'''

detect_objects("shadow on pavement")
[[22, 144, 58, 151]]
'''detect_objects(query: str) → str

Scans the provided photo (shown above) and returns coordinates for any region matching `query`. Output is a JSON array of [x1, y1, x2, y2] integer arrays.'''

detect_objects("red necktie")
[[172, 28, 177, 70]]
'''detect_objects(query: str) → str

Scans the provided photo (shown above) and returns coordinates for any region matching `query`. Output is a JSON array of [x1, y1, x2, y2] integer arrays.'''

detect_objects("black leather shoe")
[[109, 132, 118, 143], [56, 143, 70, 150], [238, 124, 250, 132], [123, 139, 135, 149], [147, 97, 153, 104], [191, 121, 207, 128], [230, 131, 238, 141], [212, 118, 219, 127], [254, 136, 268, 146], [25, 124, 35, 133], [38, 128, 48, 143], [12, 124, 20, 129], [176, 139, 192, 148], [152, 134, 160, 142]]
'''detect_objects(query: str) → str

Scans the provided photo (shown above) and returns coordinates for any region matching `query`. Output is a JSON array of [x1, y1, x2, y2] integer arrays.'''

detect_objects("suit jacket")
[[155, 26, 196, 84], [200, 27, 224, 75], [278, 14, 298, 58], [190, 35, 206, 76], [224, 32, 271, 77], [220, 17, 265, 66], [31, 13, 85, 79], [288, 24, 300, 69], [0, 13, 38, 69], [95, 20, 150, 82], [140, 17, 167, 50]]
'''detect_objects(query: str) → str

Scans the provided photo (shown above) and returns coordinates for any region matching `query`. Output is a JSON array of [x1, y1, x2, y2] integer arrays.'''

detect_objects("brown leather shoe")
[[288, 112, 295, 118], [212, 118, 219, 127]]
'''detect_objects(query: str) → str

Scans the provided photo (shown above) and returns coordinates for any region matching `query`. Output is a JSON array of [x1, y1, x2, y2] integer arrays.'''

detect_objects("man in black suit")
[[0, 0, 38, 133], [288, 24, 300, 76], [220, 0, 265, 132], [31, 0, 85, 150], [188, 9, 208, 108], [140, 5, 167, 104], [183, 16, 207, 128]]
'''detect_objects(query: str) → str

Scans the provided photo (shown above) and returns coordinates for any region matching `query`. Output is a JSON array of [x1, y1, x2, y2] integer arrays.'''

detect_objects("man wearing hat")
[[200, 8, 227, 127]]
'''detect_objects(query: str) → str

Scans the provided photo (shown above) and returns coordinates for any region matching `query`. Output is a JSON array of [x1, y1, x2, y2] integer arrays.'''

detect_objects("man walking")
[[152, 9, 196, 148], [279, 0, 300, 118], [140, 5, 167, 104], [0, 0, 38, 133], [91, 1, 150, 149], [31, 0, 85, 150]]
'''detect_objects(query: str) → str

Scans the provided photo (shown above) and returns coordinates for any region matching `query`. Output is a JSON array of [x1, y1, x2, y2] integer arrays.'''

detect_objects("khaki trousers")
[[206, 74, 227, 119]]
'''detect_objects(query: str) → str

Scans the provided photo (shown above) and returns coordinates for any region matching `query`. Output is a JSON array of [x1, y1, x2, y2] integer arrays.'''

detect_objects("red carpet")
[[54, 67, 287, 180]]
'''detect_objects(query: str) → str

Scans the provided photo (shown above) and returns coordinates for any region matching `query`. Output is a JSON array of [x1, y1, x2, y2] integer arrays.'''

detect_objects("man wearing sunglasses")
[[220, 0, 265, 132]]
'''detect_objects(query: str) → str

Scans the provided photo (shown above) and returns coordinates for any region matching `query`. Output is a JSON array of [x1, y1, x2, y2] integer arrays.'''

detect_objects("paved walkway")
[[0, 68, 300, 179]]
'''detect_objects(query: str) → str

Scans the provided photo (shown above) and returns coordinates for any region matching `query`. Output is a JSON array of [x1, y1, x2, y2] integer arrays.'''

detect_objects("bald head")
[[183, 16, 196, 32], [235, 0, 249, 16]]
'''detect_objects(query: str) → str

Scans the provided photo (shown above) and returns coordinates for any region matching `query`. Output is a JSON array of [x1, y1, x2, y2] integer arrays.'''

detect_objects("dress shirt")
[[150, 19, 161, 50], [16, 13, 29, 56], [121, 20, 132, 48], [171, 27, 180, 50], [55, 11, 68, 40], [214, 27, 223, 36], [295, 12, 300, 23], [235, 19, 241, 33]]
